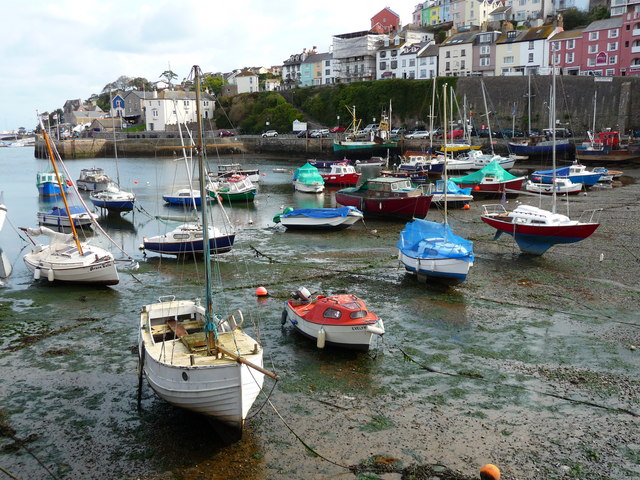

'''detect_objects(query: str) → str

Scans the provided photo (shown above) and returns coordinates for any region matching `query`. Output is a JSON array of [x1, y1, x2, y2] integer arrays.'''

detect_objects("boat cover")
[[293, 163, 324, 185], [450, 159, 518, 184], [43, 205, 90, 216], [435, 179, 472, 195], [282, 206, 361, 219], [397, 219, 474, 261]]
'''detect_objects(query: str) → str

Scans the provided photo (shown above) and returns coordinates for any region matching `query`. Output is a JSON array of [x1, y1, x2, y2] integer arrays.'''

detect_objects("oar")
[[216, 345, 280, 380]]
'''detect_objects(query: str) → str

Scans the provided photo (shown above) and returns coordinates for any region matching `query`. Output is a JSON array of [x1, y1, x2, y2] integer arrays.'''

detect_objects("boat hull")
[[280, 213, 362, 230], [293, 181, 324, 193], [163, 196, 202, 206], [508, 139, 571, 155], [455, 178, 524, 197], [90, 198, 135, 212], [335, 191, 432, 218], [143, 234, 235, 256], [319, 173, 360, 186], [38, 182, 67, 197], [398, 251, 472, 282], [481, 214, 600, 255], [37, 212, 94, 228]]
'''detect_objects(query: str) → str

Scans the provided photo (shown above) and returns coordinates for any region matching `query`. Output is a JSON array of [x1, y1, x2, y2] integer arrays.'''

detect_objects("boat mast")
[[551, 58, 558, 214], [429, 79, 436, 152], [193, 65, 217, 354], [481, 80, 494, 155], [39, 117, 83, 254], [443, 85, 449, 224], [590, 90, 597, 146], [110, 91, 121, 187], [527, 72, 532, 136]]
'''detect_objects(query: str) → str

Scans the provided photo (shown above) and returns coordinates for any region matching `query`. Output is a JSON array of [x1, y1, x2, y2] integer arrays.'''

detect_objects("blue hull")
[[38, 182, 68, 197], [91, 199, 135, 212], [143, 235, 235, 255], [501, 232, 591, 255], [163, 196, 202, 206], [531, 173, 601, 186]]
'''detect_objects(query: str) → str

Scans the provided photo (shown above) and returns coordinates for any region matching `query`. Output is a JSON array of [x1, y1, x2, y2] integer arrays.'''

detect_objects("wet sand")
[[0, 152, 638, 480]]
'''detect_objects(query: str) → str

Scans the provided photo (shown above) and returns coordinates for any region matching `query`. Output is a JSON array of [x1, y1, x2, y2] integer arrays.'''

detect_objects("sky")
[[0, 0, 414, 131]]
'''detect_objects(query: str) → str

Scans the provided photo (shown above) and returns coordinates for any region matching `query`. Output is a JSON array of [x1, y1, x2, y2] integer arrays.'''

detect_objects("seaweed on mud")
[[350, 456, 475, 480]]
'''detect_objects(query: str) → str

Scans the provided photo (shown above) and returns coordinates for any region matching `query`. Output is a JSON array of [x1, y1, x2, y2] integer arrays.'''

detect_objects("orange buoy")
[[480, 464, 500, 480], [474, 186, 481, 191], [255, 286, 268, 296], [463, 204, 470, 210], [134, 181, 138, 184]]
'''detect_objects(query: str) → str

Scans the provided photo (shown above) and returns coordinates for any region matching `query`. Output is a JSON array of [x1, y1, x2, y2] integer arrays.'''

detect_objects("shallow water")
[[0, 147, 639, 479]]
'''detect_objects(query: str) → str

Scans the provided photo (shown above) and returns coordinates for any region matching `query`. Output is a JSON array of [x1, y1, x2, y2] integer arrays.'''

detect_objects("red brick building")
[[371, 7, 400, 34]]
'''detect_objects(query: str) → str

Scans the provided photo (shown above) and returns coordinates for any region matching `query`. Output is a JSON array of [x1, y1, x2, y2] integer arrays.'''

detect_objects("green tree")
[[202, 75, 224, 96], [561, 8, 590, 30], [160, 69, 178, 87]]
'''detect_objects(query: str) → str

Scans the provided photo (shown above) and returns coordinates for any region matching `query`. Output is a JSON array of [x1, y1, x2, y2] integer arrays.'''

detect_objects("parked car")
[[297, 130, 310, 138], [218, 129, 234, 137], [405, 130, 430, 139], [391, 127, 406, 136], [330, 125, 346, 133], [430, 127, 444, 138], [477, 128, 499, 138], [262, 130, 278, 137], [362, 123, 379, 133], [494, 129, 524, 139], [543, 128, 572, 138], [446, 128, 464, 139], [310, 128, 330, 138]]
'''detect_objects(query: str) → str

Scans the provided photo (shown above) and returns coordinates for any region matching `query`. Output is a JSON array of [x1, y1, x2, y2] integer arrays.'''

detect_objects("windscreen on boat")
[[450, 159, 518, 183]]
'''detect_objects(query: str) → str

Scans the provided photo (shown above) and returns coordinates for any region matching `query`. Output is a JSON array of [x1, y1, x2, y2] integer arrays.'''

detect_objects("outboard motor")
[[296, 287, 311, 302]]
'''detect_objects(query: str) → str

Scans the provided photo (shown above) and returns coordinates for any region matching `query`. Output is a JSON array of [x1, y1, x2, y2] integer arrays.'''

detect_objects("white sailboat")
[[138, 65, 279, 435], [21, 117, 127, 285], [398, 85, 474, 283]]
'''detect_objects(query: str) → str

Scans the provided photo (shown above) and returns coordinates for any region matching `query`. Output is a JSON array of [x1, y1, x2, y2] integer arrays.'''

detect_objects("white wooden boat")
[[142, 223, 235, 256], [139, 66, 277, 436], [273, 206, 363, 230], [37, 205, 96, 228], [76, 167, 112, 191], [282, 287, 385, 350]]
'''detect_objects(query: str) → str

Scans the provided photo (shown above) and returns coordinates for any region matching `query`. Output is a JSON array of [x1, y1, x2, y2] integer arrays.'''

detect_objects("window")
[[401, 59, 406, 67], [588, 44, 598, 53], [566, 52, 574, 63], [529, 41, 534, 50], [323, 308, 342, 319], [504, 56, 514, 64], [480, 45, 490, 54], [608, 29, 619, 38], [419, 57, 427, 65], [606, 68, 615, 75], [588, 58, 595, 66], [567, 39, 575, 49], [589, 32, 599, 41], [152, 109, 158, 117], [325, 69, 330, 75], [553, 53, 560, 64], [461, 60, 466, 69], [379, 62, 387, 70], [446, 51, 451, 58], [409, 58, 415, 67], [528, 53, 534, 62], [391, 50, 397, 57], [552, 41, 560, 51], [480, 57, 490, 66], [461, 49, 466, 57], [608, 42, 618, 51], [446, 61, 450, 70], [409, 71, 415, 79], [391, 60, 398, 69], [420, 69, 427, 78], [609, 55, 617, 64], [380, 51, 387, 58]]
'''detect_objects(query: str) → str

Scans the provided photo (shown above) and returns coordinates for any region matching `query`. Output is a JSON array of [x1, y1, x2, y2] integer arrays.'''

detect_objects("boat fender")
[[47, 269, 54, 282], [281, 309, 288, 325], [366, 326, 385, 336], [317, 327, 326, 349], [34, 268, 41, 280]]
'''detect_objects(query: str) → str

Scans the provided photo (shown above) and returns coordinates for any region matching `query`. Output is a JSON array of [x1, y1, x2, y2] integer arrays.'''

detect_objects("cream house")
[[144, 91, 215, 131]]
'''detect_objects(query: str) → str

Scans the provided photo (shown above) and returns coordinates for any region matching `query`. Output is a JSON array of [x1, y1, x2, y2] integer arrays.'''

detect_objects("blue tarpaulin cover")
[[397, 218, 474, 261], [282, 206, 362, 219], [434, 179, 473, 195]]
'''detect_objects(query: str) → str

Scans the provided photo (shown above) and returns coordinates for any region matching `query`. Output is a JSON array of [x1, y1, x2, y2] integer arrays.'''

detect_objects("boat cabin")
[[295, 295, 379, 326], [366, 177, 422, 198]]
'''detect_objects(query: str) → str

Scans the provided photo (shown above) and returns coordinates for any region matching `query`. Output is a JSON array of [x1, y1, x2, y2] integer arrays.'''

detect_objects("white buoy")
[[599, 253, 604, 262], [47, 269, 54, 282], [317, 328, 326, 349], [34, 268, 41, 280]]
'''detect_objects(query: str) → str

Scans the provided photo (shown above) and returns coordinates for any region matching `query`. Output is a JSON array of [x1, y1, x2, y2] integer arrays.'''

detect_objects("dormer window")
[[507, 31, 517, 39]]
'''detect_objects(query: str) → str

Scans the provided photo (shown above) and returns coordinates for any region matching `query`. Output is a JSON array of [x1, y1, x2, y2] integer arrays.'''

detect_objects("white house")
[[144, 91, 215, 131], [234, 69, 259, 93]]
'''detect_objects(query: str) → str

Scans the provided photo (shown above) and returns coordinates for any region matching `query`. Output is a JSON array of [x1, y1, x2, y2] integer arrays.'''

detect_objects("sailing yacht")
[[480, 63, 601, 255], [397, 85, 474, 283], [21, 120, 120, 285], [139, 66, 278, 434]]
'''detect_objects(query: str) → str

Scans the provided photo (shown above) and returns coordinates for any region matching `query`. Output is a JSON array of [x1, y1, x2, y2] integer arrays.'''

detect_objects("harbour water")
[[0, 146, 639, 479]]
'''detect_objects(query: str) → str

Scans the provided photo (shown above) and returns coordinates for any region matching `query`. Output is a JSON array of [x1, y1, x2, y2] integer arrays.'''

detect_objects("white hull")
[[139, 300, 264, 429], [280, 213, 362, 229], [284, 304, 384, 350], [525, 180, 583, 195], [293, 181, 324, 193], [398, 251, 472, 281], [23, 243, 119, 285], [37, 211, 95, 228]]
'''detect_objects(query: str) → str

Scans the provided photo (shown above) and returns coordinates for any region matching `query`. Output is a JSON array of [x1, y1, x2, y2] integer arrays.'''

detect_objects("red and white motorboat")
[[282, 288, 385, 351], [319, 163, 361, 186]]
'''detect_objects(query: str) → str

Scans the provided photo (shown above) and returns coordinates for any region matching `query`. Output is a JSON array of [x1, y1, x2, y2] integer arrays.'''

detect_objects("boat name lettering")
[[351, 326, 367, 330]]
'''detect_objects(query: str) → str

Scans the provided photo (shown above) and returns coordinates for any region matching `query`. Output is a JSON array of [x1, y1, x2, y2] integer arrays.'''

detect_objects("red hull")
[[320, 172, 360, 186], [457, 178, 524, 195], [481, 215, 600, 239], [335, 191, 432, 217]]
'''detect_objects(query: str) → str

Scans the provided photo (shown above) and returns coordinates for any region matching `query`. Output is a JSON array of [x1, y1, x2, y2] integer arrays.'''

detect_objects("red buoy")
[[255, 286, 268, 296], [480, 464, 500, 480]]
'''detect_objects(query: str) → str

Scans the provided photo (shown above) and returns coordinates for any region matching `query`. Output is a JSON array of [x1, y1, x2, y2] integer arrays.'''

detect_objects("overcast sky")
[[0, 1, 413, 131]]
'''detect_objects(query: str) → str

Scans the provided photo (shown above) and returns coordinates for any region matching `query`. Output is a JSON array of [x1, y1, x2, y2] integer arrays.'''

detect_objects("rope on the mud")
[[246, 374, 278, 420], [267, 399, 350, 470], [396, 345, 639, 418], [0, 466, 20, 480]]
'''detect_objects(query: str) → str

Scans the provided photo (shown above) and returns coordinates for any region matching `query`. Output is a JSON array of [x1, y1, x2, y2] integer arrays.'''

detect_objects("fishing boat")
[[37, 170, 69, 196], [21, 117, 128, 285], [460, 149, 516, 170], [282, 287, 385, 350], [508, 134, 571, 156], [319, 162, 361, 186], [76, 167, 112, 191], [335, 177, 433, 218], [450, 159, 525, 197], [139, 65, 278, 435], [37, 205, 96, 228], [524, 178, 583, 195], [273, 206, 363, 230], [208, 174, 257, 203], [397, 86, 474, 284], [210, 163, 260, 183], [333, 105, 398, 156], [163, 188, 203, 206], [293, 162, 325, 193], [481, 64, 601, 256], [576, 131, 640, 164], [531, 161, 602, 186], [142, 223, 235, 256], [90, 182, 136, 212], [308, 158, 350, 169]]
